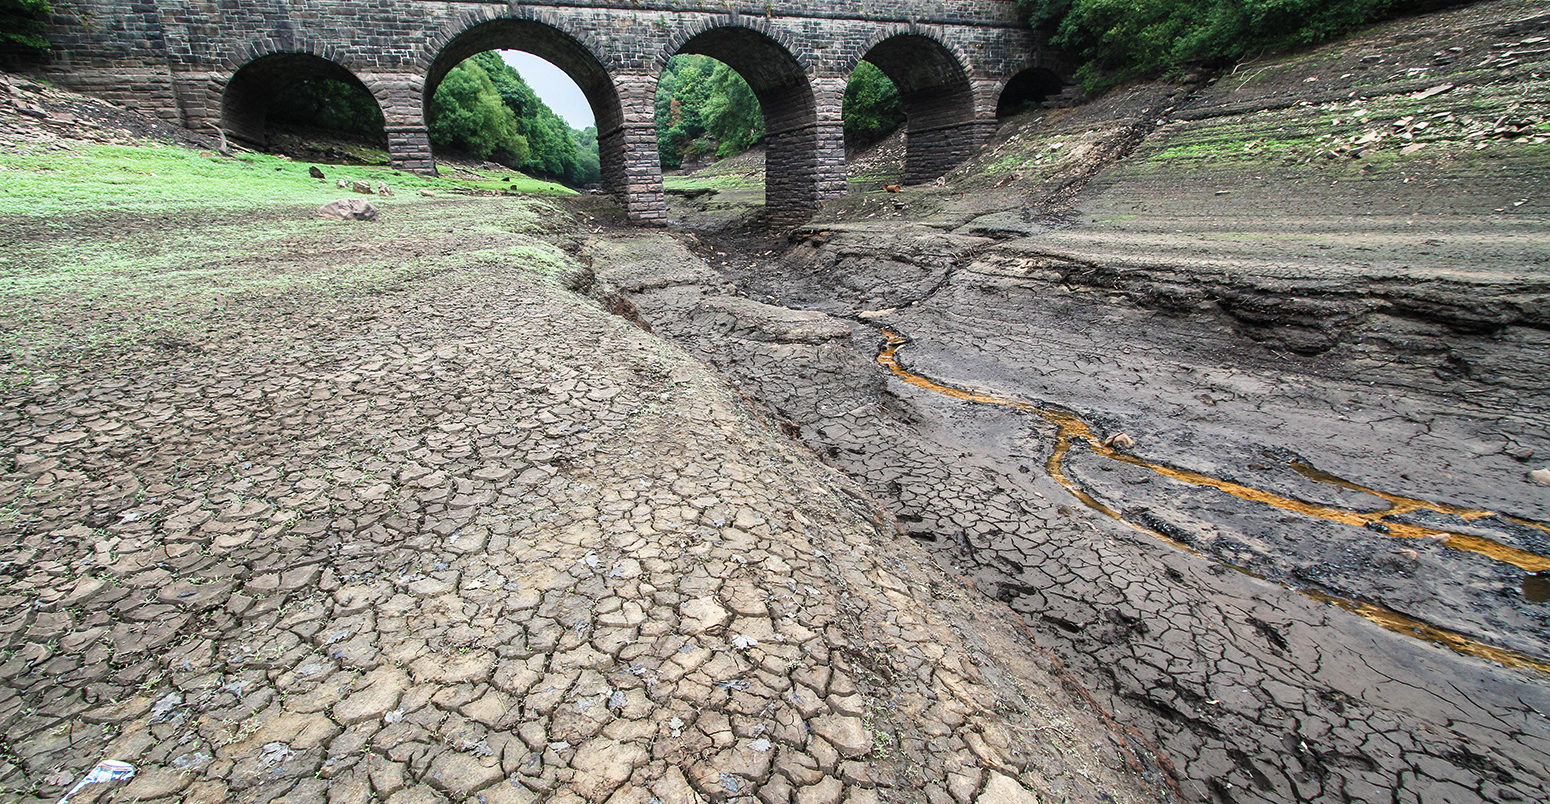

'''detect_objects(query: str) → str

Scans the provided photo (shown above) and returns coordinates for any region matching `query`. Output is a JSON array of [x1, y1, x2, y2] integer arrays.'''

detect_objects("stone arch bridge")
[[38, 1, 1068, 223]]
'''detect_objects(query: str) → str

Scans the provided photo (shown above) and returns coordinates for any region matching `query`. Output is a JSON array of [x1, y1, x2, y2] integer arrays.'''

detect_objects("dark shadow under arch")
[[425, 18, 624, 189], [222, 53, 385, 150], [997, 68, 1068, 117], [857, 35, 976, 183], [670, 25, 820, 212]]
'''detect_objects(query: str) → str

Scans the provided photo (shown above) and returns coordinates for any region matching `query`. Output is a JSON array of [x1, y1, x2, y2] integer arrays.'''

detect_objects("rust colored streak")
[[874, 328, 1550, 674]]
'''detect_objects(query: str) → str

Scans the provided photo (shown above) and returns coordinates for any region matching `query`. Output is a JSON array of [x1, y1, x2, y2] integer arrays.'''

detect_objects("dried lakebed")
[[873, 326, 1550, 673], [588, 227, 1550, 803]]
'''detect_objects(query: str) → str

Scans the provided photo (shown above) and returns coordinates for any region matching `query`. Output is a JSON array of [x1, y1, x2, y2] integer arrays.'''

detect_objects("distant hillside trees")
[[428, 51, 601, 186], [655, 56, 765, 169], [655, 55, 906, 168], [1023, 0, 1470, 90], [0, 0, 51, 66], [842, 61, 904, 149]]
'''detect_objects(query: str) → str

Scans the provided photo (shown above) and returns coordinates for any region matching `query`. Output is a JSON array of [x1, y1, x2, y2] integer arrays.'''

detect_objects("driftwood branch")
[[205, 122, 231, 156]]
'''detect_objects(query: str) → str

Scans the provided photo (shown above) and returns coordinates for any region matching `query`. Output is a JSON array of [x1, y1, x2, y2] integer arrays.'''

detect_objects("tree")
[[703, 62, 764, 158], [842, 61, 904, 148], [0, 0, 51, 65], [1021, 0, 1462, 91], [428, 60, 528, 163]]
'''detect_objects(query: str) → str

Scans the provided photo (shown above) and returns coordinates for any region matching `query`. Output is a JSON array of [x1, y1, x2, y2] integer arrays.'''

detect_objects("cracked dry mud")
[[591, 222, 1550, 804], [596, 3, 1550, 802], [0, 197, 1157, 803]]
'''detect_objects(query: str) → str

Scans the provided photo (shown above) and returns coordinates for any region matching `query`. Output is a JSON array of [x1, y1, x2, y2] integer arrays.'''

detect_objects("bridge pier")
[[605, 73, 668, 225], [905, 118, 997, 184], [387, 126, 437, 176]]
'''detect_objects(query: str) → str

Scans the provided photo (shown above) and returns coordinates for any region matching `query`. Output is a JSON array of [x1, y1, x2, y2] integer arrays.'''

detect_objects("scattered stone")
[[977, 773, 1040, 803], [377, 182, 393, 196], [350, 179, 373, 194], [317, 198, 378, 221], [309, 166, 326, 180], [1529, 468, 1550, 486], [1102, 432, 1136, 450]]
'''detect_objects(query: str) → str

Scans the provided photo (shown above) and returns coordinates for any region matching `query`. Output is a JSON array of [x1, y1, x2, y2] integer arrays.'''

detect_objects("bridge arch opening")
[[997, 68, 1068, 118], [854, 35, 976, 184], [425, 19, 621, 190], [666, 26, 820, 214], [221, 53, 386, 158]]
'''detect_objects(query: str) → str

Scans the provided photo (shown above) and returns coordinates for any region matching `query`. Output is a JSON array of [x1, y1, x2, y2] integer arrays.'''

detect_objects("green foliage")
[[1023, 0, 1433, 90], [0, 0, 51, 60], [843, 61, 904, 148], [655, 56, 766, 168], [655, 54, 907, 166], [429, 59, 527, 162], [428, 52, 601, 186], [703, 63, 764, 158], [268, 78, 386, 142]]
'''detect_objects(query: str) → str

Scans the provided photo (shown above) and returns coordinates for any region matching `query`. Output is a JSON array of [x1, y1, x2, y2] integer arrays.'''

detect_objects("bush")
[[1024, 0, 1458, 91], [0, 0, 52, 64]]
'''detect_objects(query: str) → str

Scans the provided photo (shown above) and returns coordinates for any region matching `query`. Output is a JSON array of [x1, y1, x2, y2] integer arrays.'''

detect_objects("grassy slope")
[[0, 138, 585, 394], [0, 142, 574, 218]]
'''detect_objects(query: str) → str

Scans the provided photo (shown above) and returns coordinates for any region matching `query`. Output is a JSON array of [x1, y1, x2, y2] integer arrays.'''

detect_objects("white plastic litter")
[[58, 760, 134, 803]]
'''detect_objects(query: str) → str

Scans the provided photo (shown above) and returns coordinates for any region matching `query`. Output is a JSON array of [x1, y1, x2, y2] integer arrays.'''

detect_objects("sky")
[[498, 51, 595, 129]]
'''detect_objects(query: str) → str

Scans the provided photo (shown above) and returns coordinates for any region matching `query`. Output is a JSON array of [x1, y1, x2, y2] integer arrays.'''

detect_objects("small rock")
[[350, 179, 373, 194], [1103, 432, 1136, 450], [318, 198, 378, 222], [977, 772, 1040, 803], [309, 166, 325, 180], [377, 182, 393, 196], [337, 179, 348, 188], [1529, 468, 1550, 486], [419, 189, 435, 197]]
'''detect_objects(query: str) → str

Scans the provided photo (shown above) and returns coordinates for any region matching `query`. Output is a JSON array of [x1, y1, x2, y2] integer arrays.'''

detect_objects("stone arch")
[[995, 67, 1072, 117], [850, 32, 979, 183], [660, 20, 824, 213], [420, 11, 625, 187], [219, 46, 387, 151]]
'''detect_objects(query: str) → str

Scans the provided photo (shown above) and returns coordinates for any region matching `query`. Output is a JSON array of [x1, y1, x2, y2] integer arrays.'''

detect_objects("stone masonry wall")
[[35, 1, 1067, 222]]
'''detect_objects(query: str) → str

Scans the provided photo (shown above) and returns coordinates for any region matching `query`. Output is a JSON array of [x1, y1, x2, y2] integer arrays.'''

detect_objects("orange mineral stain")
[[875, 328, 1550, 674]]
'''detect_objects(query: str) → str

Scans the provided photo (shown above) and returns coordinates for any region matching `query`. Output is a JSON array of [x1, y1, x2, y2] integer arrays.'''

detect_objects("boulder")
[[350, 179, 373, 194], [309, 166, 325, 180], [317, 198, 378, 222]]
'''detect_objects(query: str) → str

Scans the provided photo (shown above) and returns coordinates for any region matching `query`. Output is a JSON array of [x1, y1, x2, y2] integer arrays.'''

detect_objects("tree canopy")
[[655, 54, 906, 168], [1023, 0, 1469, 91], [428, 51, 601, 186], [0, 0, 51, 65], [268, 78, 386, 142], [842, 61, 904, 149]]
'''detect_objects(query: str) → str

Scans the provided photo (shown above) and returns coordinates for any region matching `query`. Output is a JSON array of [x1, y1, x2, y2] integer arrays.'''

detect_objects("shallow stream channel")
[[583, 224, 1550, 803]]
